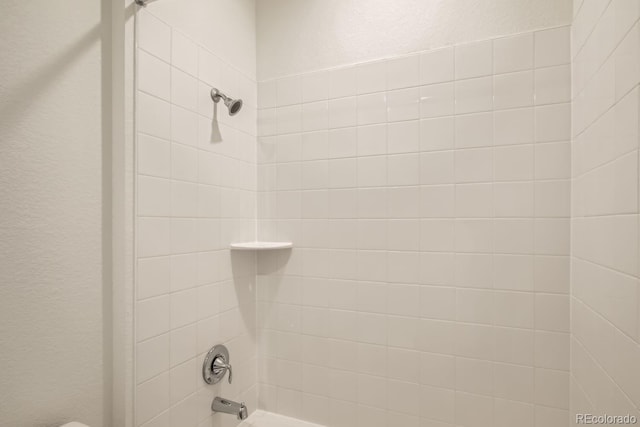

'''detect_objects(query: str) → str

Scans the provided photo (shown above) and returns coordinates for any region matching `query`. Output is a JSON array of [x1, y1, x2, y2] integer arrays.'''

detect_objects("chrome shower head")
[[224, 97, 243, 116], [211, 88, 243, 116]]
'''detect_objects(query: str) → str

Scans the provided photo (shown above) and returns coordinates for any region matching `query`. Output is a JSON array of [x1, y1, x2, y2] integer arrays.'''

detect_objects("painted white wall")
[[0, 1, 108, 426], [256, 0, 573, 80]]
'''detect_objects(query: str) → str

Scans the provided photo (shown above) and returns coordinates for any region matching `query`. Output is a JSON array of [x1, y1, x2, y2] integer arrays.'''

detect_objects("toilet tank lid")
[[60, 423, 90, 427]]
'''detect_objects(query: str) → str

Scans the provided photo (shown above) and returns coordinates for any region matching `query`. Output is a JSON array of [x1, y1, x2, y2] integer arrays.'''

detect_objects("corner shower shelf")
[[229, 241, 293, 251]]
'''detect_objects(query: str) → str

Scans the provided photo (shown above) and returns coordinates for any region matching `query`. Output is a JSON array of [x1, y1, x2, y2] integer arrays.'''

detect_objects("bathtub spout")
[[212, 397, 248, 420]]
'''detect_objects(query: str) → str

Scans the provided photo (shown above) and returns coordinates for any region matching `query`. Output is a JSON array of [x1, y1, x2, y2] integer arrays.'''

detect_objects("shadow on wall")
[[229, 249, 294, 340], [0, 4, 140, 132], [257, 250, 292, 276], [0, 25, 101, 133], [0, 2, 139, 133], [210, 102, 223, 142], [230, 251, 259, 339], [253, 249, 293, 335]]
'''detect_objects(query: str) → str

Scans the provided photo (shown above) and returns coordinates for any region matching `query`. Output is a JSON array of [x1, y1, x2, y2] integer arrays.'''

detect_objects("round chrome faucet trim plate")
[[202, 344, 232, 385]]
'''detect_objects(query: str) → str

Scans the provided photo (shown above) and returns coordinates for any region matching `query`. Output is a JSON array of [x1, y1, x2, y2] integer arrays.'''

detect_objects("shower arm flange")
[[135, 0, 158, 6], [210, 88, 229, 103]]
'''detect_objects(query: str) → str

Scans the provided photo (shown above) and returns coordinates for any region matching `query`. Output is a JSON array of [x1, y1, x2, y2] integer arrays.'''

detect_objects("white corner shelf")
[[230, 241, 293, 251]]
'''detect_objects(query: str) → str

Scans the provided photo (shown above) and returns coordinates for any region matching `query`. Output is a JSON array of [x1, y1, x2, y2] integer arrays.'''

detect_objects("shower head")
[[224, 97, 243, 116], [210, 88, 243, 116]]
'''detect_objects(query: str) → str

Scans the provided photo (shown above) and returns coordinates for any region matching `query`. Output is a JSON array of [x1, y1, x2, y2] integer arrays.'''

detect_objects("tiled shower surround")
[[570, 0, 640, 425], [134, 9, 258, 427], [256, 27, 572, 427], [131, 7, 640, 426]]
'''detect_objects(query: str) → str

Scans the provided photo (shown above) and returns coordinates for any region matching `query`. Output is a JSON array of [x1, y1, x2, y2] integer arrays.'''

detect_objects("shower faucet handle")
[[214, 359, 233, 384], [203, 344, 233, 384]]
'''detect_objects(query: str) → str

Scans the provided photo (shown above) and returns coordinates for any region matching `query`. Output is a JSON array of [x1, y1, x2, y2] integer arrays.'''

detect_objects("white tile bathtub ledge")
[[240, 410, 325, 427], [230, 241, 293, 250]]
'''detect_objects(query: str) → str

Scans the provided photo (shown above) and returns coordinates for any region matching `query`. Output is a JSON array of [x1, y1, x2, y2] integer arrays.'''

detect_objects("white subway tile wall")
[[570, 1, 640, 426], [135, 9, 258, 427], [133, 5, 640, 426], [257, 27, 572, 427]]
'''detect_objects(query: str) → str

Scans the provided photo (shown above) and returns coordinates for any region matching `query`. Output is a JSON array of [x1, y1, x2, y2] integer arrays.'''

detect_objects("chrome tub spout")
[[212, 397, 248, 420]]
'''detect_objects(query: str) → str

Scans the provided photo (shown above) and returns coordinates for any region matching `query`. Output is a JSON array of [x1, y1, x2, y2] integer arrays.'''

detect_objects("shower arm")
[[210, 88, 230, 103]]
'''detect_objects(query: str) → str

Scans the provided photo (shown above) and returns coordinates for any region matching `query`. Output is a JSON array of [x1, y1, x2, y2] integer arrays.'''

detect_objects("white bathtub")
[[240, 411, 324, 427]]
